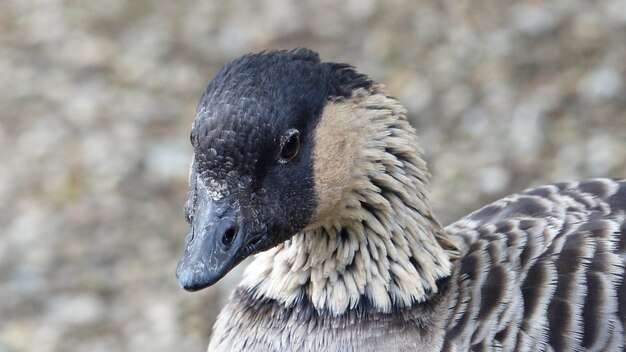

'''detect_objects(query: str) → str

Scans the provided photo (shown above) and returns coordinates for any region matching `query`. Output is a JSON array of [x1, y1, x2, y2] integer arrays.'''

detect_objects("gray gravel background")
[[1, 1, 625, 351]]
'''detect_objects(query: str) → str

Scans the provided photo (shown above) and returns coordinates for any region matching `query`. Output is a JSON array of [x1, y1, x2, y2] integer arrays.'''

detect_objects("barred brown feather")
[[443, 179, 626, 351]]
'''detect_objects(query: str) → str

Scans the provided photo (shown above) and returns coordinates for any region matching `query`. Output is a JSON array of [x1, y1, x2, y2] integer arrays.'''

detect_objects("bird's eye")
[[190, 131, 196, 147], [278, 129, 300, 163]]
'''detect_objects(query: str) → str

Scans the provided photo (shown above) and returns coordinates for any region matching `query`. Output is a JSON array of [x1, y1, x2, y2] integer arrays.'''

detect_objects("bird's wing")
[[442, 178, 626, 351]]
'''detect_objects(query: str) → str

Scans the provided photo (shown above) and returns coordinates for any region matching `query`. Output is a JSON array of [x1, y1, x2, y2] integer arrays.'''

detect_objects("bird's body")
[[175, 49, 626, 351], [444, 179, 626, 351]]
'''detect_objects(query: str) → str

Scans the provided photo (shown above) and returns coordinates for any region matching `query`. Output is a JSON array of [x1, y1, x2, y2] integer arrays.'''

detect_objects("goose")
[[175, 48, 626, 351]]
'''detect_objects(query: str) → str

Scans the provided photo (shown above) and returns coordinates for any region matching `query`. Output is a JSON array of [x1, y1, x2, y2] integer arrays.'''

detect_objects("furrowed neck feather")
[[241, 86, 458, 316]]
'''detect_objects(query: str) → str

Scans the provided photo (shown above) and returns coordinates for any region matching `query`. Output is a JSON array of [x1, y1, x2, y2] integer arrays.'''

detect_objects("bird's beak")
[[176, 186, 261, 291]]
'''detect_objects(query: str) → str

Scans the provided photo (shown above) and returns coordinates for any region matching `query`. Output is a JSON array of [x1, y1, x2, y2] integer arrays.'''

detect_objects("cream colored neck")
[[241, 88, 457, 316]]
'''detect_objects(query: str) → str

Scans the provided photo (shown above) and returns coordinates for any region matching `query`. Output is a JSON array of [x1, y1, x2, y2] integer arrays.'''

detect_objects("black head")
[[176, 49, 373, 290]]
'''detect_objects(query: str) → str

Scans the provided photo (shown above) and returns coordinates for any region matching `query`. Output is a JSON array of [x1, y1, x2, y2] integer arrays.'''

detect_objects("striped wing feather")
[[443, 178, 626, 351]]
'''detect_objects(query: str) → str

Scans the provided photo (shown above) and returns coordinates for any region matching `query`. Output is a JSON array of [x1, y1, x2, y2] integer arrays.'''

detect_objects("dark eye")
[[278, 129, 300, 163]]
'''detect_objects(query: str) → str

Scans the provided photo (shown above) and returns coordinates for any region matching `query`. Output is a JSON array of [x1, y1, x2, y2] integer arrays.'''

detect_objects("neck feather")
[[241, 87, 458, 316]]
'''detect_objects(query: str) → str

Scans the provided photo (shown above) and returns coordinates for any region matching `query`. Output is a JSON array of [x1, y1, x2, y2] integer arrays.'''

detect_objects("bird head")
[[176, 49, 376, 291]]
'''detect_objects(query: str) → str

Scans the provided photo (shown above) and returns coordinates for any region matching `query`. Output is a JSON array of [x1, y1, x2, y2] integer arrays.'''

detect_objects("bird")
[[175, 48, 626, 351]]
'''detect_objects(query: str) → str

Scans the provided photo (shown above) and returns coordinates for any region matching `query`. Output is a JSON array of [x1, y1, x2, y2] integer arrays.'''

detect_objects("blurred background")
[[1, 0, 625, 351]]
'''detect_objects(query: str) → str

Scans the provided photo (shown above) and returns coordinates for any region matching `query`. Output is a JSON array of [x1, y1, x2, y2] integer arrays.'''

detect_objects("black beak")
[[176, 187, 263, 291]]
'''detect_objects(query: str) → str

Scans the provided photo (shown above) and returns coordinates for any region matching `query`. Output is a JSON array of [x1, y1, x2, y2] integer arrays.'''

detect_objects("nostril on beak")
[[221, 227, 237, 248]]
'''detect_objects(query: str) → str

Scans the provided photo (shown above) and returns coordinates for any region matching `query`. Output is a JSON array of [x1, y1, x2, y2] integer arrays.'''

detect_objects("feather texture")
[[443, 178, 626, 351]]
